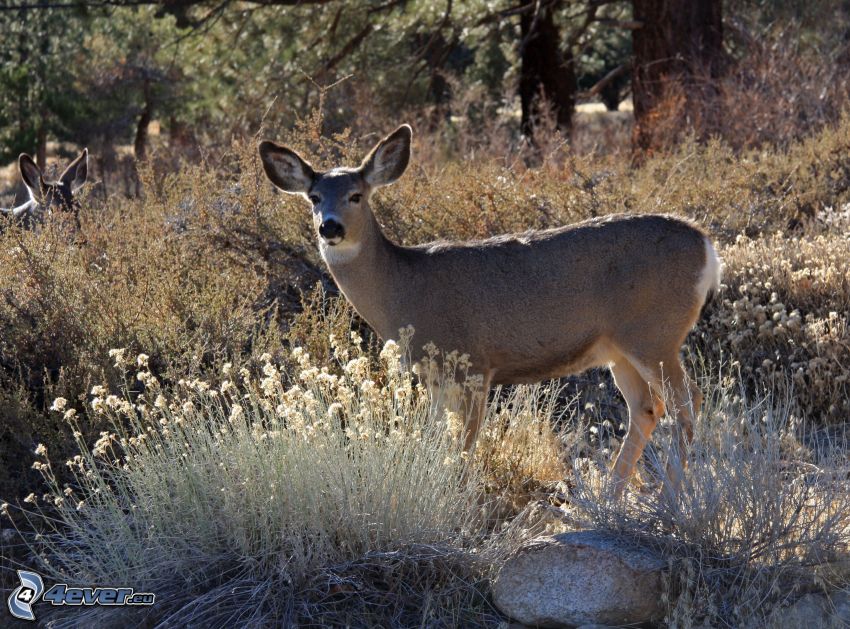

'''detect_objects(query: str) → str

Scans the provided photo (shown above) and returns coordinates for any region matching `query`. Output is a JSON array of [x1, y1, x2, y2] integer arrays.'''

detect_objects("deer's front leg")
[[427, 370, 491, 453]]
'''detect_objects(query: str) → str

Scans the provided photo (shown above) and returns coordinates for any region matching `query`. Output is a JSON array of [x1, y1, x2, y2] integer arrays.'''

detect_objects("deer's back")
[[393, 213, 709, 378]]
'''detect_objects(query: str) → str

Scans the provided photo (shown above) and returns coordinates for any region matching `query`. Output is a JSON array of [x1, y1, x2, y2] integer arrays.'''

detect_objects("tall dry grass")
[[6, 338, 849, 627], [559, 370, 850, 627], [9, 336, 505, 627]]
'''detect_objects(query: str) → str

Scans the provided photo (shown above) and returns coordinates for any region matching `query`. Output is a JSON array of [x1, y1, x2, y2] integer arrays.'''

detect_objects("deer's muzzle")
[[319, 218, 345, 244]]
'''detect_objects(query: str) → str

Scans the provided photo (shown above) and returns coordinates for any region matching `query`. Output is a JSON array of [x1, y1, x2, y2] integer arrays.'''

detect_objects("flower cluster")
[[699, 233, 850, 419]]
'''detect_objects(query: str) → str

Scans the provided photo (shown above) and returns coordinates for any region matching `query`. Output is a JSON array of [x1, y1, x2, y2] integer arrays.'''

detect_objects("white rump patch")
[[319, 239, 362, 267], [695, 236, 722, 304]]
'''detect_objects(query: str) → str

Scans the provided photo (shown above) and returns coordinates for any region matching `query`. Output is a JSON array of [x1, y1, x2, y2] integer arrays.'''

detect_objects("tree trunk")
[[631, 0, 723, 154], [17, 13, 29, 160], [134, 105, 152, 162], [134, 78, 153, 162], [36, 122, 47, 170], [37, 17, 49, 169], [519, 1, 576, 139]]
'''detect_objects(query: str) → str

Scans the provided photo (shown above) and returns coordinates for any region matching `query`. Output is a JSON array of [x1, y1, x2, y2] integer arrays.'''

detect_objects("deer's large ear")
[[59, 148, 88, 192], [258, 141, 315, 194], [360, 125, 411, 188], [19, 154, 44, 196]]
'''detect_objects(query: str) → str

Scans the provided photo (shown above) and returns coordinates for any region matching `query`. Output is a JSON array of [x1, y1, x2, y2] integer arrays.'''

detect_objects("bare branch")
[[567, 0, 602, 48], [594, 18, 644, 30], [367, 0, 405, 14], [474, 1, 536, 28], [0, 0, 334, 11], [315, 23, 374, 79], [579, 61, 631, 99]]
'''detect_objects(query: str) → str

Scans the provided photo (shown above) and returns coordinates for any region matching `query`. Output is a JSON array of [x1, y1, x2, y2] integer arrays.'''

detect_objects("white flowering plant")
[[15, 333, 503, 626]]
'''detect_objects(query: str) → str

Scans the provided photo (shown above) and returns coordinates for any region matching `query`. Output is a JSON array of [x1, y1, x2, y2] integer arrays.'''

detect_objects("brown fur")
[[259, 125, 720, 498]]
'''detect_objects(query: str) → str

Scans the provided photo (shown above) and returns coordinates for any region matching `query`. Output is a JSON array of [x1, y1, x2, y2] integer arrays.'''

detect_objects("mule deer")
[[259, 125, 721, 497], [1, 149, 88, 227]]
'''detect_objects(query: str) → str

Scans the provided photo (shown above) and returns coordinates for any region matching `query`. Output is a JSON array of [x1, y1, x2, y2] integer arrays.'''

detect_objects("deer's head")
[[19, 149, 89, 217], [259, 125, 411, 261]]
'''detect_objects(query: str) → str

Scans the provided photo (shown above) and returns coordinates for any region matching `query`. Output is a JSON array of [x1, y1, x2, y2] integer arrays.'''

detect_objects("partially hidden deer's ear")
[[59, 148, 88, 192], [18, 154, 44, 195], [258, 141, 315, 194], [360, 124, 412, 188]]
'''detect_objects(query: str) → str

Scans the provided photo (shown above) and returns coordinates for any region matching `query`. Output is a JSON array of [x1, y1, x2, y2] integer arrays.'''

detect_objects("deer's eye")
[[349, 193, 362, 204], [308, 195, 320, 205]]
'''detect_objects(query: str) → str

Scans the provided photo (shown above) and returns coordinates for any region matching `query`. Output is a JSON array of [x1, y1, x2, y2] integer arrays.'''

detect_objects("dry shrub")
[[10, 338, 500, 627], [283, 283, 382, 374], [0, 170, 266, 497], [0, 132, 330, 499], [571, 105, 633, 156], [558, 375, 850, 627], [391, 110, 850, 244], [697, 231, 850, 422], [633, 19, 850, 154], [475, 383, 571, 511], [622, 117, 850, 237], [719, 19, 850, 152]]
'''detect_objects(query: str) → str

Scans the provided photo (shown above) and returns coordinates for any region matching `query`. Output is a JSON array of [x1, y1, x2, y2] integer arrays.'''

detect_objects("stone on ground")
[[492, 530, 666, 628], [762, 590, 850, 629]]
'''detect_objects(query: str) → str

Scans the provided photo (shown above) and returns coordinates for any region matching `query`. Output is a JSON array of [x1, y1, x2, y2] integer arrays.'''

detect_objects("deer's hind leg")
[[659, 355, 702, 499], [609, 358, 666, 498]]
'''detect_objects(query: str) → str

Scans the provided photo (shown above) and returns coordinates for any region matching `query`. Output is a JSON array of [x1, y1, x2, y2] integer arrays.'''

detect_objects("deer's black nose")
[[319, 219, 345, 241]]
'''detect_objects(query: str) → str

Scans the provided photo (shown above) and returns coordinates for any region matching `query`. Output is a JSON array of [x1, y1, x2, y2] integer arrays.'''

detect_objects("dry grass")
[[7, 337, 504, 627], [9, 342, 848, 627], [559, 372, 850, 627], [628, 17, 850, 155], [475, 383, 573, 513]]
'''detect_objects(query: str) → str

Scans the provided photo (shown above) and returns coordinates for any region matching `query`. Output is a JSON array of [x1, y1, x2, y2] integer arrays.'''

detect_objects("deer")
[[1, 149, 89, 228], [258, 125, 721, 498]]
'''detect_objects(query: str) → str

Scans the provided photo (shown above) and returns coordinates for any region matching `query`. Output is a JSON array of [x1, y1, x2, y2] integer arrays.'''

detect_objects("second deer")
[[1, 149, 88, 228]]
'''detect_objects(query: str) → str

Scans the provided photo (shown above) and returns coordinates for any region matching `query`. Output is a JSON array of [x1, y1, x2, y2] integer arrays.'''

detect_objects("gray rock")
[[831, 589, 850, 625], [492, 530, 666, 628], [762, 591, 850, 629]]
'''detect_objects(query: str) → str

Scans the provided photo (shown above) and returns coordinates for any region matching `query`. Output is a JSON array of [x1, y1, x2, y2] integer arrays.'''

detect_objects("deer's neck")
[[14, 200, 35, 217], [319, 213, 403, 339], [1, 200, 38, 220]]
